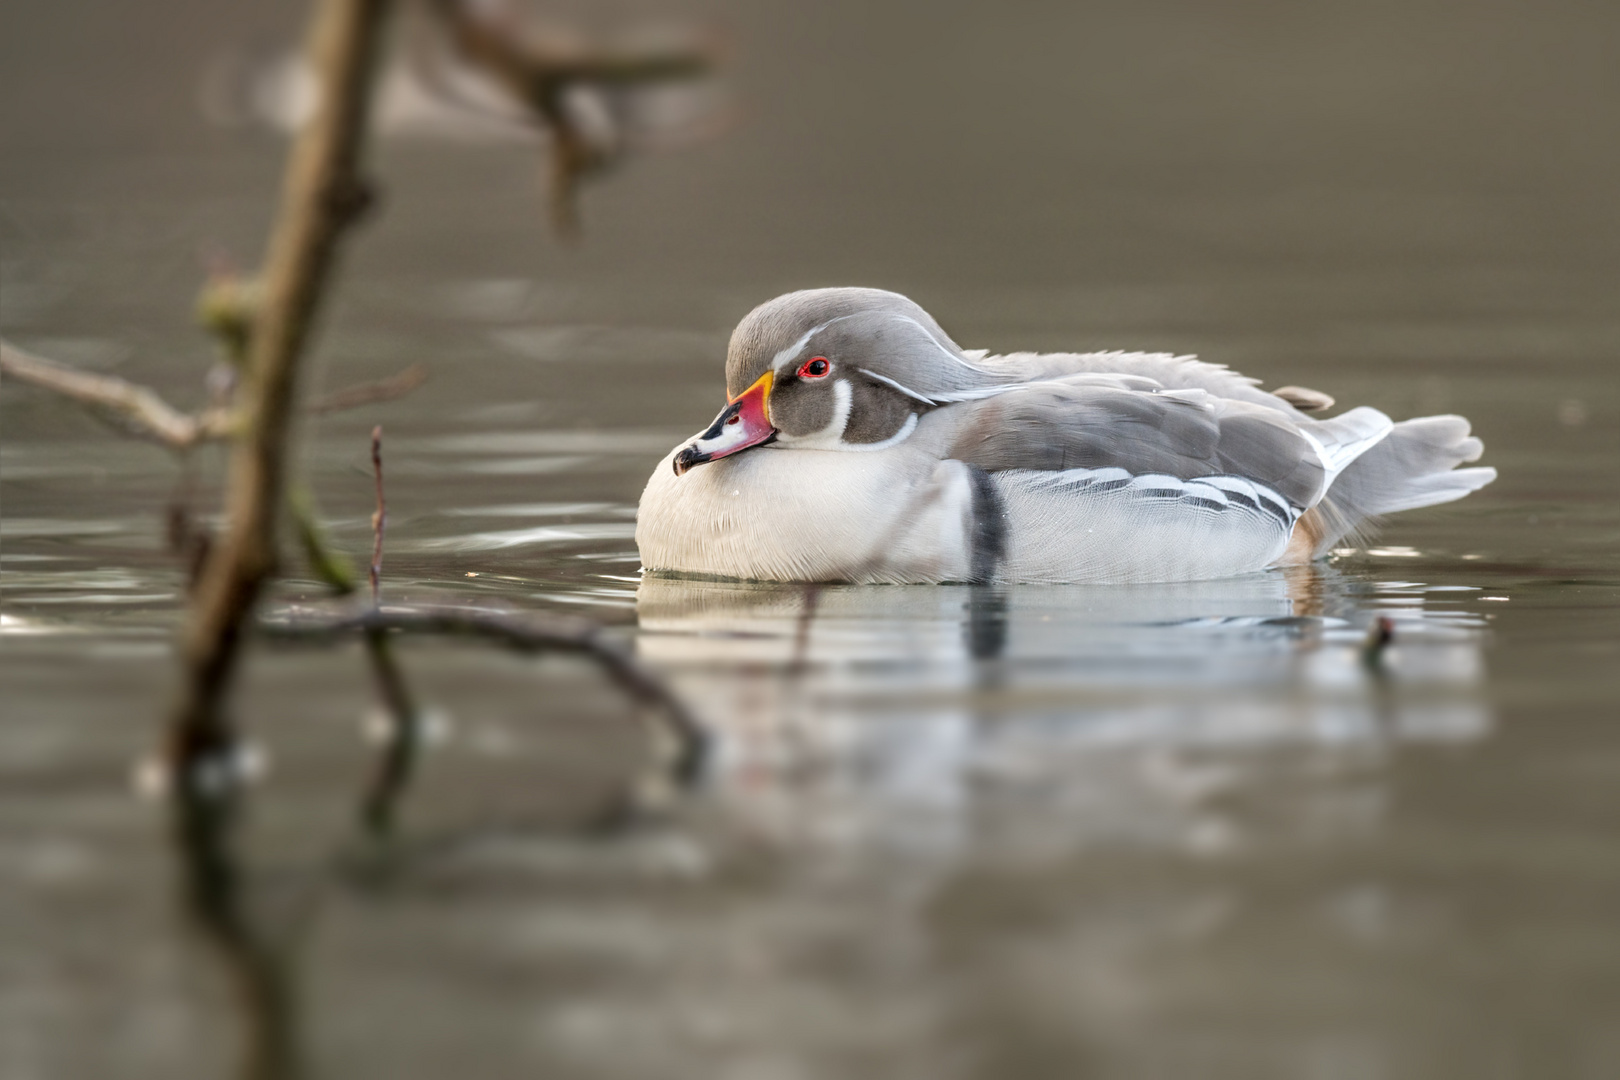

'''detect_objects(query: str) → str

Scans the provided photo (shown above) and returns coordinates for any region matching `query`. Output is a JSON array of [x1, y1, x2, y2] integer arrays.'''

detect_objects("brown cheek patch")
[[844, 380, 917, 444], [771, 380, 836, 437]]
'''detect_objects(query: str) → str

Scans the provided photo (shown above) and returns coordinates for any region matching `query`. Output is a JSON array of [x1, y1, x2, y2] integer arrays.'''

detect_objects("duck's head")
[[673, 287, 995, 474]]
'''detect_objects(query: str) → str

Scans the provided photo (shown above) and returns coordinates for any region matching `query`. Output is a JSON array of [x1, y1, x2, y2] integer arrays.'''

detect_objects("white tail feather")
[[1299, 406, 1395, 490], [1308, 414, 1494, 556]]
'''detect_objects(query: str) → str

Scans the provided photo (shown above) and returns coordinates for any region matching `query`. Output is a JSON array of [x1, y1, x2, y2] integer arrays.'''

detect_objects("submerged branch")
[[175, 778, 302, 1080], [288, 470, 424, 839], [358, 629, 422, 837], [260, 603, 708, 785]]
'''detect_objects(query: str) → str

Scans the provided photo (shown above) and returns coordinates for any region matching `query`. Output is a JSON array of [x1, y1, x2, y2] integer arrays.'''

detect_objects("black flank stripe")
[[1260, 501, 1293, 526], [966, 465, 1008, 585]]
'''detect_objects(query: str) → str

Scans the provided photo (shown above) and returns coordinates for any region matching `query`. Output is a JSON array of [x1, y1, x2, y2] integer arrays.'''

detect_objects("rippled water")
[[4, 2, 1620, 1078]]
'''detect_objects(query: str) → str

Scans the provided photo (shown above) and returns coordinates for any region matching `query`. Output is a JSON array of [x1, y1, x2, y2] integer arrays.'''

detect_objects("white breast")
[[638, 441, 1301, 584], [636, 440, 976, 583]]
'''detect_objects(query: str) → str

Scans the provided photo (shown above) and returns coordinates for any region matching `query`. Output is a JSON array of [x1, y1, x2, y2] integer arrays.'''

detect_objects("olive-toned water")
[[3, 2, 1618, 1078]]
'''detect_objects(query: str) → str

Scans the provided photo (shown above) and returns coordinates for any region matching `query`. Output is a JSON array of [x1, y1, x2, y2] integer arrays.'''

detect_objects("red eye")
[[797, 356, 830, 379]]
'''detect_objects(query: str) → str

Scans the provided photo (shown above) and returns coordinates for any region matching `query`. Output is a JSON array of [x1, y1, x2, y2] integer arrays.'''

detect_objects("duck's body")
[[636, 289, 1494, 584]]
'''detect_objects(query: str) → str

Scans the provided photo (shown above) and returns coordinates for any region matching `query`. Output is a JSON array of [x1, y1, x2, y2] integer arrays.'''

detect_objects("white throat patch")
[[846, 410, 918, 451]]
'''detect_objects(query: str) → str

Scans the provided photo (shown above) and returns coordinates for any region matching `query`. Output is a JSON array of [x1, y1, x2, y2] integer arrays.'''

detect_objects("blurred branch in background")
[[426, 0, 722, 234], [202, 0, 730, 237]]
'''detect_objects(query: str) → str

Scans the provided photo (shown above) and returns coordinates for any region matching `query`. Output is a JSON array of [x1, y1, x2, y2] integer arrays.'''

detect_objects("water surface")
[[3, 2, 1619, 1077]]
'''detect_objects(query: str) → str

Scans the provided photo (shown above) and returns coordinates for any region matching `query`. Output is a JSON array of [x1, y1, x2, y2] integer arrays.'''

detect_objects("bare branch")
[[350, 425, 424, 836], [1, 340, 237, 450], [172, 0, 395, 765], [308, 362, 427, 414], [2, 340, 425, 457], [259, 603, 708, 785]]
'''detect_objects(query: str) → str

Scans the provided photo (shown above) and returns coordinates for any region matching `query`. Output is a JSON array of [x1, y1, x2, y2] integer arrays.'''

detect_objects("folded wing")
[[948, 376, 1392, 510]]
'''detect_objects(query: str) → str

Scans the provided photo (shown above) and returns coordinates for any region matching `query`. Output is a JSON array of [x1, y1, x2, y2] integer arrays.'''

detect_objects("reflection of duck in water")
[[635, 567, 1492, 856], [637, 288, 1494, 584]]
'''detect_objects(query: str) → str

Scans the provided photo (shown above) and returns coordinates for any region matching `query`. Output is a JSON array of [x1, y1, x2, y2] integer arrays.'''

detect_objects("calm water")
[[3, 2, 1619, 1078]]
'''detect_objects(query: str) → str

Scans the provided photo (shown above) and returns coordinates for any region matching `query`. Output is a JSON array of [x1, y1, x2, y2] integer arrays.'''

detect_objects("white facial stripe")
[[857, 367, 938, 405], [776, 378, 852, 449], [770, 314, 860, 373], [769, 326, 820, 373], [891, 314, 988, 372], [768, 311, 971, 376], [926, 373, 1173, 404]]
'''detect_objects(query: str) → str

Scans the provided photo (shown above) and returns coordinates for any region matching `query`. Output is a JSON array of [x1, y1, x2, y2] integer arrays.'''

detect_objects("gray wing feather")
[[949, 379, 1333, 508], [966, 350, 1306, 415]]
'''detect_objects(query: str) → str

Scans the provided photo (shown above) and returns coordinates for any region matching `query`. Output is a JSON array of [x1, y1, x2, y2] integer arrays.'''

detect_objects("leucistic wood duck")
[[636, 288, 1495, 584]]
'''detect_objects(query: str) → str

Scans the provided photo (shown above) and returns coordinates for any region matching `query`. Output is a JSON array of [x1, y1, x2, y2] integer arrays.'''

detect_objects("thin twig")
[[1, 340, 238, 450], [308, 363, 427, 414], [357, 425, 420, 838], [368, 426, 386, 606], [2, 339, 425, 452], [259, 603, 708, 784]]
